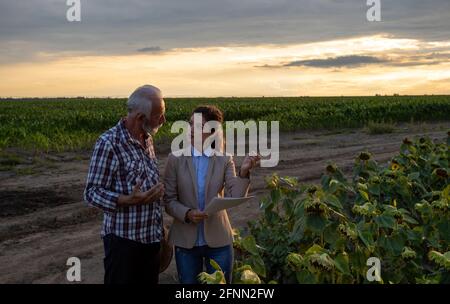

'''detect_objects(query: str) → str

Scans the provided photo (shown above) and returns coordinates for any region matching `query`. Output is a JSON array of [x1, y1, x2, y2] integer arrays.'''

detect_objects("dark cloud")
[[136, 46, 163, 53], [257, 51, 450, 69], [284, 55, 387, 68], [0, 0, 449, 64], [387, 52, 450, 67]]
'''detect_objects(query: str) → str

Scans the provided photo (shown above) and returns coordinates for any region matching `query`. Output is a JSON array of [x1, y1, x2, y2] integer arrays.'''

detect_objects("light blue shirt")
[[192, 147, 211, 246]]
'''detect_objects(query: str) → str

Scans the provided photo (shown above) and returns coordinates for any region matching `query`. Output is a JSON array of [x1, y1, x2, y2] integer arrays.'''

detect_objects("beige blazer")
[[163, 152, 250, 249]]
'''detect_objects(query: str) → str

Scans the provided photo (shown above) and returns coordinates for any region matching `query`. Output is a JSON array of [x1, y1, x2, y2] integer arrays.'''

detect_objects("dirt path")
[[0, 122, 448, 284]]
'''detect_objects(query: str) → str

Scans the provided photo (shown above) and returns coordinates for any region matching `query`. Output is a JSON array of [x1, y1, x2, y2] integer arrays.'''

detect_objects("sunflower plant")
[[199, 134, 449, 284], [229, 133, 449, 284]]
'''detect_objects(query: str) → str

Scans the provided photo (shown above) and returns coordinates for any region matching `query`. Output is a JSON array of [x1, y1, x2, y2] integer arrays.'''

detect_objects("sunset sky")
[[1, 0, 449, 97]]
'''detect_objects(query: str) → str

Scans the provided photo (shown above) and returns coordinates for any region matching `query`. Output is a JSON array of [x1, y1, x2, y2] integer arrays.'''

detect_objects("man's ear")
[[135, 112, 145, 122]]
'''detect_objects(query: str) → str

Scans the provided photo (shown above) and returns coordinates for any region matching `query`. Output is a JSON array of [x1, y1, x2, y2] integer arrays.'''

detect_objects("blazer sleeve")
[[224, 155, 250, 198], [163, 153, 191, 223]]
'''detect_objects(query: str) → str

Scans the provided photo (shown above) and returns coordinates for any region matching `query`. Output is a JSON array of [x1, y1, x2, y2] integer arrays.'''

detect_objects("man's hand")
[[118, 181, 164, 207], [186, 209, 208, 224]]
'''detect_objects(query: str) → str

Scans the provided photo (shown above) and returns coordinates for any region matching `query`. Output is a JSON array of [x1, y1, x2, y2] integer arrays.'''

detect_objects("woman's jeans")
[[175, 245, 233, 284]]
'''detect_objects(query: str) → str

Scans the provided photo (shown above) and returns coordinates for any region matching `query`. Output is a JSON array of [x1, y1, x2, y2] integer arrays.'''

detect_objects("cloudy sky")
[[0, 0, 449, 97]]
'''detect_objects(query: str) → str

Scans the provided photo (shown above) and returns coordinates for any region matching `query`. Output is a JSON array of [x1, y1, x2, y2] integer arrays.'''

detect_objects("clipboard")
[[204, 196, 255, 214]]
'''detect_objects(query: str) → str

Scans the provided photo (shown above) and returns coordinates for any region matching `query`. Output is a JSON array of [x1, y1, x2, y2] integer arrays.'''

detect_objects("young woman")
[[163, 105, 260, 283]]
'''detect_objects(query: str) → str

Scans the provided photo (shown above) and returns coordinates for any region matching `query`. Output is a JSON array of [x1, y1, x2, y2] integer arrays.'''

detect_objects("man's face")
[[145, 97, 166, 135], [150, 98, 166, 128], [138, 97, 166, 135]]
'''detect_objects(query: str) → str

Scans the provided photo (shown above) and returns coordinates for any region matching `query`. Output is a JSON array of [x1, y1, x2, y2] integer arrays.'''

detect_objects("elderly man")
[[84, 85, 166, 284]]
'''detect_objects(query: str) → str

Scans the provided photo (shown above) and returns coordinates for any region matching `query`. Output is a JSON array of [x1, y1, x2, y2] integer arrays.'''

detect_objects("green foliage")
[[1, 96, 449, 151], [365, 121, 395, 135], [198, 259, 226, 284], [428, 251, 450, 270], [198, 258, 263, 284], [232, 134, 449, 284]]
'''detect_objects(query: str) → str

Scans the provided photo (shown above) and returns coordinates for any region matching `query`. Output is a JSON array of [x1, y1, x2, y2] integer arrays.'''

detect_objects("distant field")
[[0, 96, 449, 152]]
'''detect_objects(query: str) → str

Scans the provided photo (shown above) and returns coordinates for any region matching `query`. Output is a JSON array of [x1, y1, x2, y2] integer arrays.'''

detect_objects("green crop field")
[[0, 96, 449, 152]]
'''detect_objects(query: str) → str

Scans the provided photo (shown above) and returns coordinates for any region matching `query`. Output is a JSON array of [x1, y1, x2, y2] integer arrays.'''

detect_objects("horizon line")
[[1, 94, 450, 100]]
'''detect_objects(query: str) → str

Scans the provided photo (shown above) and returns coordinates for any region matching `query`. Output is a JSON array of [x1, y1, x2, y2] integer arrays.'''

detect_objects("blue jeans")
[[175, 245, 233, 284]]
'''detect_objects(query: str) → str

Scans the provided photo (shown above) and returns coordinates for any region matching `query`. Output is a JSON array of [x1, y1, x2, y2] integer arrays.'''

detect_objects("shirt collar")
[[117, 119, 131, 143], [119, 118, 150, 143]]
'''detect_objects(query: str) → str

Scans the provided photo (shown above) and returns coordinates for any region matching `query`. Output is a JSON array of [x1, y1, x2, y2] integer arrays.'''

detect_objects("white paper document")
[[204, 196, 255, 214]]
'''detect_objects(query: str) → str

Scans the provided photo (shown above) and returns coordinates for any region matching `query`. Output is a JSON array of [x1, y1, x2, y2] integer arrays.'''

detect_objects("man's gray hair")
[[127, 85, 161, 117]]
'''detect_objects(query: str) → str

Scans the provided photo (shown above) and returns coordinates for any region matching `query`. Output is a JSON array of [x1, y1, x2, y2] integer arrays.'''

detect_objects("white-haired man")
[[84, 85, 166, 284]]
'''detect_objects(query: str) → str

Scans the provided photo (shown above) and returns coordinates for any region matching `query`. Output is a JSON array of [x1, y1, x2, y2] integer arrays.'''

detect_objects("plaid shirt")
[[84, 119, 163, 244]]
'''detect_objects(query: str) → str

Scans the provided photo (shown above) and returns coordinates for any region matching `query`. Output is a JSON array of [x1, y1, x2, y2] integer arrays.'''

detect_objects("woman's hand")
[[185, 209, 208, 224], [240, 154, 261, 178]]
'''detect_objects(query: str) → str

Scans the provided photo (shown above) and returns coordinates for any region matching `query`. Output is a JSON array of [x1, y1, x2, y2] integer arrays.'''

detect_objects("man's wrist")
[[184, 209, 192, 223], [118, 194, 132, 207], [239, 168, 250, 179]]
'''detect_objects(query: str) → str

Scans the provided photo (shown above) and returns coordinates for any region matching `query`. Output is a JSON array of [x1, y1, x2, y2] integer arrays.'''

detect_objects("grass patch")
[[0, 153, 23, 166], [298, 139, 322, 146], [0, 151, 60, 174], [320, 130, 344, 136], [365, 121, 395, 135], [15, 167, 37, 175], [0, 152, 25, 171]]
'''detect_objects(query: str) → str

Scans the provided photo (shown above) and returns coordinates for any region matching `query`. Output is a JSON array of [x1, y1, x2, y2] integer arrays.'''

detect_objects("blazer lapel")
[[204, 155, 216, 206], [186, 157, 199, 202]]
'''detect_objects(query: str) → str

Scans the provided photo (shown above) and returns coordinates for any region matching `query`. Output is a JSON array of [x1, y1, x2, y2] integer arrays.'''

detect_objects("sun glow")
[[1, 35, 449, 97]]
